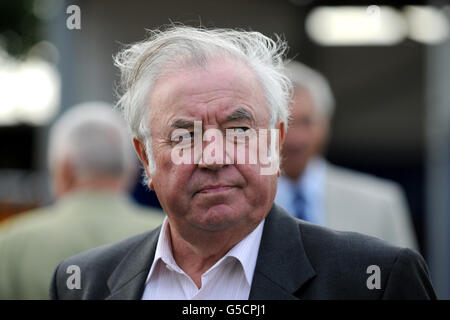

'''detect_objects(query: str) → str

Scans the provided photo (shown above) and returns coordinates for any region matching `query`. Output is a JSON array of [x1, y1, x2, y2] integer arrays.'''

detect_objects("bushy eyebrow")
[[225, 108, 254, 123], [170, 119, 194, 129], [169, 108, 254, 129]]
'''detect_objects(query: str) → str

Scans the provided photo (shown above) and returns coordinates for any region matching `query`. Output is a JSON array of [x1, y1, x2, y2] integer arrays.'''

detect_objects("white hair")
[[48, 101, 136, 179], [284, 60, 335, 119], [114, 25, 293, 176]]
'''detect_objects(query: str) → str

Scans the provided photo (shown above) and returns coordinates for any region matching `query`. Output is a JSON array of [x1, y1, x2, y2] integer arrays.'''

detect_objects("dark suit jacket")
[[50, 205, 436, 299]]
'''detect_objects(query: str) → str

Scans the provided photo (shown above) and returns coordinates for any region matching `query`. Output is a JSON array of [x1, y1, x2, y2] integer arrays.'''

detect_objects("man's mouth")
[[197, 185, 234, 194]]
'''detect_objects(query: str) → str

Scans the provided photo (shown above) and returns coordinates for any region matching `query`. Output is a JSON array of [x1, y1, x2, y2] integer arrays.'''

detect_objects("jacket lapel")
[[249, 205, 316, 299], [105, 227, 161, 300], [104, 205, 315, 300]]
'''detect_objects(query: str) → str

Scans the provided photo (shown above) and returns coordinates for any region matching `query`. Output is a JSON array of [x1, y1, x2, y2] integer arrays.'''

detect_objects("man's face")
[[281, 87, 329, 180], [135, 59, 283, 237]]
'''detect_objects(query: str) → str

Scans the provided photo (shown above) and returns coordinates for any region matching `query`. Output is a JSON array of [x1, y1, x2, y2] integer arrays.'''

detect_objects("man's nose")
[[198, 131, 230, 170]]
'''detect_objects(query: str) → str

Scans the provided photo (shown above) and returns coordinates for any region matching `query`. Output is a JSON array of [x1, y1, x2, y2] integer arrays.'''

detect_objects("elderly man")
[[50, 27, 435, 300], [276, 61, 419, 250], [0, 102, 164, 299]]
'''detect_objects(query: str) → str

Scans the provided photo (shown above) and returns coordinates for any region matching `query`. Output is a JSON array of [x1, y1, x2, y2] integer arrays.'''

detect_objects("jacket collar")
[[249, 204, 316, 299], [105, 226, 161, 300], [104, 204, 316, 300]]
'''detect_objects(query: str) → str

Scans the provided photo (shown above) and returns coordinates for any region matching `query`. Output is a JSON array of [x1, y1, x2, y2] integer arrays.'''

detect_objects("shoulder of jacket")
[[326, 164, 403, 198], [56, 228, 156, 276], [298, 219, 403, 266]]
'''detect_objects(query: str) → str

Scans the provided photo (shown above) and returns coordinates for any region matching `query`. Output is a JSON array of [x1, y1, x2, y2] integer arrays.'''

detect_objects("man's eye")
[[172, 131, 194, 145], [180, 132, 194, 139], [175, 131, 194, 140], [232, 127, 249, 133]]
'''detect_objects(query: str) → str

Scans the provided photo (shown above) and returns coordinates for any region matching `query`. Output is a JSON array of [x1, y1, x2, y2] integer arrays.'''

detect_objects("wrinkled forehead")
[[147, 57, 270, 123], [155, 55, 260, 93]]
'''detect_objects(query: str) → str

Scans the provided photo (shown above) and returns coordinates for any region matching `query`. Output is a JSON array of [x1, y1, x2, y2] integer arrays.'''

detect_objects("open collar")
[[104, 204, 316, 300], [105, 227, 160, 300]]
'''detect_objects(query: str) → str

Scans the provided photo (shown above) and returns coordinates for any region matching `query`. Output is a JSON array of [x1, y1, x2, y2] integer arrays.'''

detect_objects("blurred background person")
[[0, 102, 164, 300], [276, 60, 418, 251]]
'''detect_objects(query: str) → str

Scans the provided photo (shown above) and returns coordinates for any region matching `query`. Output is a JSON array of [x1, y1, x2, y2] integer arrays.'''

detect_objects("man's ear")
[[276, 121, 285, 177], [133, 137, 153, 188], [278, 121, 285, 147]]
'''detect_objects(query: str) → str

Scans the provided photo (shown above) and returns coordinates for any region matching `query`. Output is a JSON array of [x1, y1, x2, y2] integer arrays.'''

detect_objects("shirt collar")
[[145, 216, 265, 286], [224, 219, 265, 284]]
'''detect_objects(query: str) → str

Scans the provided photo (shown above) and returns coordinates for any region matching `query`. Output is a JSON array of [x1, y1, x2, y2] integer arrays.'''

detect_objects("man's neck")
[[167, 218, 262, 288]]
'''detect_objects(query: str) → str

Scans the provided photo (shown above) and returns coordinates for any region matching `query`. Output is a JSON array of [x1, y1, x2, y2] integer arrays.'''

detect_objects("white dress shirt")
[[141, 217, 265, 300], [275, 157, 327, 225]]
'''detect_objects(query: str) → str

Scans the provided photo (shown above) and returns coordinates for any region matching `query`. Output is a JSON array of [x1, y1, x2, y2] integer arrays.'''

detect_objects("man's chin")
[[192, 205, 242, 232]]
